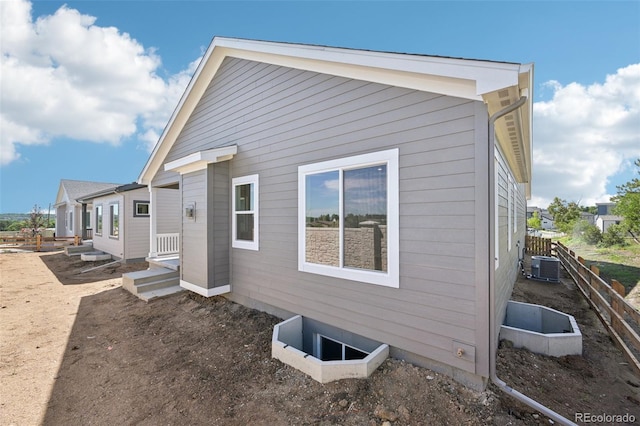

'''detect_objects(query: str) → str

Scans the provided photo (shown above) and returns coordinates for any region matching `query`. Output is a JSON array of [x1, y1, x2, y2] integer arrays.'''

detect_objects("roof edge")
[[138, 37, 532, 185]]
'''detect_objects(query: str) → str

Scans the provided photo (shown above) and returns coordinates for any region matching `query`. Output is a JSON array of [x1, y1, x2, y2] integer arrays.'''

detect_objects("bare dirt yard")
[[1, 250, 639, 425]]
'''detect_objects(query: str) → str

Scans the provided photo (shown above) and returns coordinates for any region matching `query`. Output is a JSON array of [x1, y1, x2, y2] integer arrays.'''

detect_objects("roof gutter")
[[488, 96, 577, 426]]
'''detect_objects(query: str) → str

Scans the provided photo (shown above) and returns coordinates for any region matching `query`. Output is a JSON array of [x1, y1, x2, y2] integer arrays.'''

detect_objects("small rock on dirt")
[[374, 405, 398, 422]]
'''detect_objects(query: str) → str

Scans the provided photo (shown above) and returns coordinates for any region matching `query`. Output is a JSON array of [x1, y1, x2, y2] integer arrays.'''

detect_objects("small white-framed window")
[[232, 174, 259, 250], [109, 203, 119, 238], [69, 211, 73, 232], [95, 205, 103, 235], [133, 200, 150, 217], [298, 149, 399, 288]]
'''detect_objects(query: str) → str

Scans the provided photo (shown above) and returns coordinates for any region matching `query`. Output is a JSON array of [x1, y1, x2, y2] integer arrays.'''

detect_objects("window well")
[[272, 315, 389, 383]]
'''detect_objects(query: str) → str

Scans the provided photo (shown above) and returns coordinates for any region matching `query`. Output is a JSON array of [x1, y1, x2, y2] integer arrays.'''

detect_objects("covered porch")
[[147, 184, 182, 262]]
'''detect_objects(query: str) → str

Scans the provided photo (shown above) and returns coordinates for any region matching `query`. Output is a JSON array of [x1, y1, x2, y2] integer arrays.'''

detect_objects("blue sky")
[[1, 0, 639, 213]]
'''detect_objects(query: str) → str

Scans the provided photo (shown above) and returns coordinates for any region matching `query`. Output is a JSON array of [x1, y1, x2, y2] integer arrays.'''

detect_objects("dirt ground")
[[1, 250, 639, 425]]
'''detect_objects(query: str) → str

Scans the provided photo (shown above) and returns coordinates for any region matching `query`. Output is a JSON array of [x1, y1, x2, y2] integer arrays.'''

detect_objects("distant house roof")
[[597, 215, 623, 222], [54, 179, 121, 207], [76, 183, 147, 203]]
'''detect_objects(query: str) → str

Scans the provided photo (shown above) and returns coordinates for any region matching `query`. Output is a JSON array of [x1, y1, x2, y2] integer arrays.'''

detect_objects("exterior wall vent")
[[530, 256, 560, 282]]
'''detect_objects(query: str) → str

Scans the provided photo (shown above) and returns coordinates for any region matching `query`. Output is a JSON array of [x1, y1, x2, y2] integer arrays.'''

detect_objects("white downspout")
[[488, 96, 577, 426]]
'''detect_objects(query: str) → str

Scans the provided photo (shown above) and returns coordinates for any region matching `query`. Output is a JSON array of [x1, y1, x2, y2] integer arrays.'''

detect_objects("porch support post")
[[149, 185, 158, 258], [81, 203, 88, 240]]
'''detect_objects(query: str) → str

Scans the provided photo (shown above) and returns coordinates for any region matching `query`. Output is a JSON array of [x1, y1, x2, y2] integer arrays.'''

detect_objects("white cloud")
[[0, 0, 196, 165], [530, 63, 640, 208]]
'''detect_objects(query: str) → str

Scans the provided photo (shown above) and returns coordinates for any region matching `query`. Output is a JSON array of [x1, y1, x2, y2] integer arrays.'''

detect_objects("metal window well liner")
[[500, 301, 582, 357], [272, 315, 389, 383]]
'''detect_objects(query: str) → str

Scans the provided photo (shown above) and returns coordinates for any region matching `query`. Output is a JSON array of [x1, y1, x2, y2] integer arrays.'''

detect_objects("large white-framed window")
[[232, 174, 259, 250], [109, 202, 119, 238], [95, 205, 103, 235], [298, 149, 399, 288]]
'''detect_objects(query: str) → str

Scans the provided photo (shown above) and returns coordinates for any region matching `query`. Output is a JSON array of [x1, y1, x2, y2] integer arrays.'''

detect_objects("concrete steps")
[[65, 243, 94, 256], [122, 267, 182, 301], [81, 251, 112, 261]]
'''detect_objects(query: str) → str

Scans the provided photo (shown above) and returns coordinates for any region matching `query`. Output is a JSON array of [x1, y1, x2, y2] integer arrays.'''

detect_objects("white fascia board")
[[137, 42, 223, 185], [164, 145, 237, 175], [215, 37, 522, 98]]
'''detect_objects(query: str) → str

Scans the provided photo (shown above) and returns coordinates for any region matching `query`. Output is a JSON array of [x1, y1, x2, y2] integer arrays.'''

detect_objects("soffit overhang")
[[482, 64, 533, 198]]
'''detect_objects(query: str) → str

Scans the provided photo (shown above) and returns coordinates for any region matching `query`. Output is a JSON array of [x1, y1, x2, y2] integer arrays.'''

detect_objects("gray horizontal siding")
[[164, 57, 488, 375], [181, 170, 208, 286], [493, 147, 527, 347], [155, 188, 181, 234], [124, 189, 150, 260], [91, 194, 124, 258], [209, 162, 230, 288]]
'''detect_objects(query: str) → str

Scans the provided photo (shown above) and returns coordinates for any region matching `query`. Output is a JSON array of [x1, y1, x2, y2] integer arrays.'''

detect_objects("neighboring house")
[[76, 183, 151, 262], [136, 37, 533, 389], [526, 206, 554, 229], [526, 206, 540, 219], [580, 211, 595, 225], [540, 210, 555, 230], [54, 179, 119, 238], [596, 215, 622, 232], [595, 202, 623, 232]]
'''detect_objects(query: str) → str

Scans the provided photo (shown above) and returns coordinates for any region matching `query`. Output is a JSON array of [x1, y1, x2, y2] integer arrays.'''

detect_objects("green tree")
[[25, 204, 46, 236], [612, 158, 640, 235], [547, 197, 581, 233], [7, 221, 26, 231], [527, 211, 542, 230]]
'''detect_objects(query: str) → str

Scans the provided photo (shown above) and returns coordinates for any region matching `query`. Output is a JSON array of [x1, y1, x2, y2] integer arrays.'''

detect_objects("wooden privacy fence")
[[555, 241, 640, 376], [525, 235, 553, 256]]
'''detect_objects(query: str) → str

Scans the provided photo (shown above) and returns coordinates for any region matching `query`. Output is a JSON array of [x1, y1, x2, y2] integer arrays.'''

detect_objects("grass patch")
[[556, 236, 640, 293]]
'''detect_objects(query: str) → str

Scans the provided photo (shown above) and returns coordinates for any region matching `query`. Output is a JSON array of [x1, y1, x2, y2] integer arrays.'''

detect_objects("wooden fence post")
[[74, 235, 79, 246], [612, 279, 625, 297], [36, 234, 41, 252]]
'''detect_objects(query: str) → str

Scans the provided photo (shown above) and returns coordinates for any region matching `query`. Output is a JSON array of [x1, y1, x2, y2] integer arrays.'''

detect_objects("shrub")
[[572, 220, 602, 245], [583, 225, 603, 245], [599, 224, 627, 247]]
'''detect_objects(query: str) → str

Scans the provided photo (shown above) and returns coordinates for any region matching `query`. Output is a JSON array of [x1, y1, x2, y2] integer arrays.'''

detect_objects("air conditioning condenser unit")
[[530, 256, 560, 282]]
